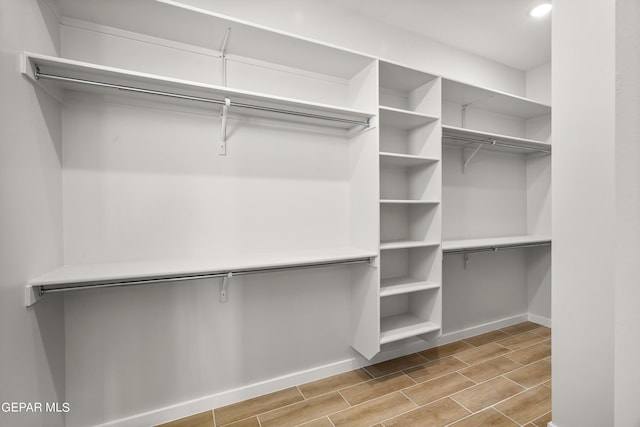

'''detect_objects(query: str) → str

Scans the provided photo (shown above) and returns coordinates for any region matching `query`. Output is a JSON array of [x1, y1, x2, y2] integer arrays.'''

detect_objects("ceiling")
[[327, 0, 551, 71]]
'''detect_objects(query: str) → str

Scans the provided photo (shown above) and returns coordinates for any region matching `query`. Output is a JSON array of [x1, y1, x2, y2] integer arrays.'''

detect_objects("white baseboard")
[[528, 313, 552, 328], [93, 358, 361, 427], [547, 422, 558, 427], [94, 312, 551, 427]]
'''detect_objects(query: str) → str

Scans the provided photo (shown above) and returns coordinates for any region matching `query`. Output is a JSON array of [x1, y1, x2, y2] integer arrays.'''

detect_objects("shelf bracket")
[[220, 271, 232, 303], [463, 253, 470, 270], [220, 27, 231, 87], [219, 97, 231, 156], [462, 140, 495, 173]]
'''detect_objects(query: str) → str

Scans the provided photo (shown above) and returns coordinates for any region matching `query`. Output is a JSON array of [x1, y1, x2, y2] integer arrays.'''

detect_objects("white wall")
[[614, 0, 640, 425], [552, 0, 616, 426], [526, 62, 552, 105], [0, 1, 65, 426], [178, 0, 527, 96]]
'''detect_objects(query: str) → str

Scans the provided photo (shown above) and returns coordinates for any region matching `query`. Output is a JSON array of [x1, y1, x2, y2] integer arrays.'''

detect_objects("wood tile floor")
[[158, 322, 551, 427]]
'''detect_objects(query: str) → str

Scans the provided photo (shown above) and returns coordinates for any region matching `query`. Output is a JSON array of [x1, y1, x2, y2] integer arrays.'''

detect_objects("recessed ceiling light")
[[530, 3, 552, 17]]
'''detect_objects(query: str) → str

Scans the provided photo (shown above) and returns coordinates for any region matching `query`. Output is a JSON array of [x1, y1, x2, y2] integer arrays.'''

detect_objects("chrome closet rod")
[[443, 242, 551, 255], [36, 257, 374, 296], [34, 70, 371, 128], [443, 135, 551, 153]]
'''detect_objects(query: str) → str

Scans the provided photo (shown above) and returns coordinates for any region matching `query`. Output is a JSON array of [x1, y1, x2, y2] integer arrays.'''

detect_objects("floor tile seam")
[[340, 370, 417, 399], [377, 395, 465, 426], [488, 381, 551, 423], [456, 353, 525, 374], [292, 415, 332, 427], [501, 370, 551, 390], [497, 337, 551, 353], [327, 391, 418, 425], [491, 405, 523, 426], [447, 394, 475, 415], [253, 391, 348, 426], [364, 352, 430, 378], [500, 374, 533, 390], [404, 375, 479, 408], [298, 374, 378, 401], [447, 377, 528, 414], [530, 330, 551, 338], [404, 367, 468, 385], [215, 414, 259, 427], [531, 410, 552, 427], [214, 385, 307, 423]]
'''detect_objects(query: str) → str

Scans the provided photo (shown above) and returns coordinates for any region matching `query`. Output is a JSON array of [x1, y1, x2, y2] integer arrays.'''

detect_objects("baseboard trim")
[[93, 358, 361, 427], [528, 313, 552, 328], [547, 422, 558, 427], [94, 312, 551, 427]]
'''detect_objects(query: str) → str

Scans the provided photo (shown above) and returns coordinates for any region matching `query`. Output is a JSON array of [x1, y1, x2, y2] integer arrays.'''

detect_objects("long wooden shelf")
[[442, 235, 551, 254], [380, 314, 440, 345], [442, 125, 551, 153], [22, 53, 375, 130], [380, 277, 440, 297], [25, 248, 376, 306]]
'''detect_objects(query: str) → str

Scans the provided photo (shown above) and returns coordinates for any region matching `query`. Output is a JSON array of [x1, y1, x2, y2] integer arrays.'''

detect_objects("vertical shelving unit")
[[440, 78, 552, 333], [377, 61, 442, 346]]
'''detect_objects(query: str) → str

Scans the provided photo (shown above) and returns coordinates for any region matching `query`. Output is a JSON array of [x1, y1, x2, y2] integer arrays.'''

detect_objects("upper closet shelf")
[[379, 106, 438, 130], [25, 247, 376, 306], [442, 235, 551, 254], [442, 125, 551, 154], [442, 78, 551, 120], [53, 0, 373, 80], [22, 53, 374, 130]]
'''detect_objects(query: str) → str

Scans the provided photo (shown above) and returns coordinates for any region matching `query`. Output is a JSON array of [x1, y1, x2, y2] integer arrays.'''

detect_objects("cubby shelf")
[[380, 277, 440, 297], [380, 241, 440, 250], [379, 106, 438, 130], [22, 53, 375, 130], [380, 314, 440, 345], [380, 199, 440, 205], [379, 152, 439, 168], [442, 125, 551, 153]]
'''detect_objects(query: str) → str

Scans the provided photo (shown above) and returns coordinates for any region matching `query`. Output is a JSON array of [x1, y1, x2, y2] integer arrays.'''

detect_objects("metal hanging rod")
[[443, 241, 551, 256], [35, 256, 374, 296], [34, 69, 371, 128], [443, 135, 551, 154]]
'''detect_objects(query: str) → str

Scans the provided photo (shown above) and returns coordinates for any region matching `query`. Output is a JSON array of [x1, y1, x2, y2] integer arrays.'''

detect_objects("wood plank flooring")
[[157, 322, 551, 427]]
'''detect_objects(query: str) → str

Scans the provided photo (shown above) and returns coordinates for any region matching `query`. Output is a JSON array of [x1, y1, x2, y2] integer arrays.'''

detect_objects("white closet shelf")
[[442, 78, 551, 119], [380, 314, 440, 345], [22, 52, 375, 130], [442, 125, 551, 153], [379, 152, 439, 168], [380, 277, 440, 297], [379, 106, 438, 130], [380, 199, 439, 205], [53, 0, 373, 80], [442, 235, 551, 254], [380, 241, 440, 250], [25, 248, 376, 306], [379, 61, 438, 95]]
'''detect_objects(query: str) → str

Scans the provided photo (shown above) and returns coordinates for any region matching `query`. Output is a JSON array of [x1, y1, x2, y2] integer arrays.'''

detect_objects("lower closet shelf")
[[380, 314, 440, 345], [25, 247, 376, 306]]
